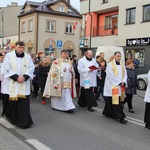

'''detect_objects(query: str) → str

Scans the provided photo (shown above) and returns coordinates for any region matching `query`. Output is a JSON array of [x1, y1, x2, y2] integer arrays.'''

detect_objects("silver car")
[[137, 74, 148, 90]]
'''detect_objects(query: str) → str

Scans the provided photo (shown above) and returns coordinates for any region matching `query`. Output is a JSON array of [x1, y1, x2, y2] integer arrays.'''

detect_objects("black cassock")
[[144, 102, 150, 127], [78, 87, 98, 108], [102, 96, 126, 120], [2, 94, 33, 128]]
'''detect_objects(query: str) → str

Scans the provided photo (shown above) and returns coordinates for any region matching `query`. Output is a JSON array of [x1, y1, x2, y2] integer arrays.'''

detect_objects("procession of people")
[[0, 41, 150, 130]]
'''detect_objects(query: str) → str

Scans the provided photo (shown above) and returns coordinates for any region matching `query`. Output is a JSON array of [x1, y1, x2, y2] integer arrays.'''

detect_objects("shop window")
[[45, 48, 55, 55], [28, 48, 32, 53], [143, 5, 150, 22], [126, 8, 136, 24], [125, 49, 145, 67]]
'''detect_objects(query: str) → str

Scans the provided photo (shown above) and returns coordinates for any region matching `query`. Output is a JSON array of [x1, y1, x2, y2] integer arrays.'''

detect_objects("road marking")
[[94, 107, 145, 126], [126, 116, 144, 124], [26, 139, 52, 150], [126, 119, 144, 127], [0, 118, 15, 129]]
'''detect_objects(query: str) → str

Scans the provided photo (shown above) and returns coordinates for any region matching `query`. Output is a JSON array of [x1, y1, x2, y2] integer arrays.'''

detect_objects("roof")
[[19, 0, 82, 19]]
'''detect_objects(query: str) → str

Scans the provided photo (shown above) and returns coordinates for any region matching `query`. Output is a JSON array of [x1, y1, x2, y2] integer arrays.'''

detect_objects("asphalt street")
[[0, 90, 150, 150]]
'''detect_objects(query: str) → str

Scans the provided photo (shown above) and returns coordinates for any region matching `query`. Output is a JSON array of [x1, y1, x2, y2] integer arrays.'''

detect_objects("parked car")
[[137, 74, 148, 90]]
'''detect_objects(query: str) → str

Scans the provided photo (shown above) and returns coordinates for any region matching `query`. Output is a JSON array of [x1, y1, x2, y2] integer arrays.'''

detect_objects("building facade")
[[18, 0, 82, 58], [80, 0, 150, 73], [0, 2, 22, 50]]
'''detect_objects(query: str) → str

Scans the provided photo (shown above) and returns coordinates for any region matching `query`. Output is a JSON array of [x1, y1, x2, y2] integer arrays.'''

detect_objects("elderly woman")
[[144, 70, 150, 129], [122, 59, 137, 113]]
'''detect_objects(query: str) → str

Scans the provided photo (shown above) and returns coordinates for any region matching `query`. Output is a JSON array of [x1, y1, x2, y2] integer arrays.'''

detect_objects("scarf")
[[111, 60, 125, 105]]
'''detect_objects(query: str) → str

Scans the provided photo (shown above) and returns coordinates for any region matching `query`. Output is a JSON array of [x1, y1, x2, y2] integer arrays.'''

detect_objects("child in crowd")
[[38, 56, 50, 105]]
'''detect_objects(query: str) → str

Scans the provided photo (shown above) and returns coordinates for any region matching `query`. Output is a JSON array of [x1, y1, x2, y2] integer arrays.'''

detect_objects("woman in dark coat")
[[123, 59, 137, 113], [38, 56, 50, 105]]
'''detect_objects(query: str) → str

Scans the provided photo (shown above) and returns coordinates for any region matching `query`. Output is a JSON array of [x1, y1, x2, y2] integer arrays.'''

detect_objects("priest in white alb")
[[43, 49, 76, 113], [77, 50, 100, 112], [103, 51, 127, 124], [1, 41, 34, 129]]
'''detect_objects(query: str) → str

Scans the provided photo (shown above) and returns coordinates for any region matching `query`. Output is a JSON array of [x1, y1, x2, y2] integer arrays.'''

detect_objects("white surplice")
[[144, 70, 150, 103], [51, 62, 75, 111], [104, 60, 127, 97], [1, 51, 34, 95], [77, 56, 100, 87]]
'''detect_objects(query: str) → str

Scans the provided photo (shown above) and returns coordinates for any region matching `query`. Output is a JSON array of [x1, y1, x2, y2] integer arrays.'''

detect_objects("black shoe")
[[145, 125, 150, 129], [129, 109, 135, 113], [119, 119, 128, 124], [88, 108, 95, 112], [20, 126, 27, 129], [67, 109, 74, 114]]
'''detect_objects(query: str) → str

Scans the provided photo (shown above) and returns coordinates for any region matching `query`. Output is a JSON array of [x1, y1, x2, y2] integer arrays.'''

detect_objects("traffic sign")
[[57, 40, 62, 48]]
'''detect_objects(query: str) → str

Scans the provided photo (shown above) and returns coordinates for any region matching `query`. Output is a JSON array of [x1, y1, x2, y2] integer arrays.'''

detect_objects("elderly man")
[[77, 50, 100, 112], [43, 49, 76, 113], [1, 41, 34, 129], [102, 51, 127, 124]]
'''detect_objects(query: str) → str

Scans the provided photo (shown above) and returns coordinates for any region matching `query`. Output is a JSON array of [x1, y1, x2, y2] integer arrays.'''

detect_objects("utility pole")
[[89, 0, 92, 49], [0, 9, 4, 49]]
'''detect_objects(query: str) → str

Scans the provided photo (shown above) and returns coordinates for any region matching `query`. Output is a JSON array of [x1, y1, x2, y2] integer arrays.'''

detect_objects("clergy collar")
[[115, 61, 120, 65], [15, 50, 25, 58]]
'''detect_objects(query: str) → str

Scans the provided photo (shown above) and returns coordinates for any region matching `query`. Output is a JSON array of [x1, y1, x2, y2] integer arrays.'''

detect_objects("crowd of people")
[[0, 41, 150, 130]]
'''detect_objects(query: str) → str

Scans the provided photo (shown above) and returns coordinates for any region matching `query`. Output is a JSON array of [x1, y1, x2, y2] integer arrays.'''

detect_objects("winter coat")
[[38, 63, 50, 88], [32, 66, 39, 84], [125, 67, 137, 94]]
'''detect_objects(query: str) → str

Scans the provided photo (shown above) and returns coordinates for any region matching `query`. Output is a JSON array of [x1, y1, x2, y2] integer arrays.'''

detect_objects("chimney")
[[66, 0, 70, 5]]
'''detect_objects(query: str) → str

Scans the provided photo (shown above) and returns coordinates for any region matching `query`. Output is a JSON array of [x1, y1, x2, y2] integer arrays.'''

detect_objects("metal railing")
[[92, 25, 118, 37]]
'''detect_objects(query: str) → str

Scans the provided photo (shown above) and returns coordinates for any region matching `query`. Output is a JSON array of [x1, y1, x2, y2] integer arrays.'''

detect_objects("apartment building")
[[0, 2, 22, 49], [80, 0, 150, 73], [18, 0, 82, 57]]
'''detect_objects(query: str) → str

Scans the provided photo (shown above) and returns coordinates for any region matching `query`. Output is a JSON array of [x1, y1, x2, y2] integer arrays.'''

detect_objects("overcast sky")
[[0, 0, 80, 11]]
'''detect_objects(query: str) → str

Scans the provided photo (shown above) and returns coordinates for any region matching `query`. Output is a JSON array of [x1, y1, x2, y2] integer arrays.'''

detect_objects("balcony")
[[92, 25, 118, 37]]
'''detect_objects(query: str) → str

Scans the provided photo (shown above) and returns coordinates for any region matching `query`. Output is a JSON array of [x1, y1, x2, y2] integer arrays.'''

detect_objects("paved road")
[[0, 90, 150, 150]]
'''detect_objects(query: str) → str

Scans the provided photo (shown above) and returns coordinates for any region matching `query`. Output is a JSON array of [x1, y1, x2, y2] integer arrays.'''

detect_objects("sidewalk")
[[0, 123, 34, 150]]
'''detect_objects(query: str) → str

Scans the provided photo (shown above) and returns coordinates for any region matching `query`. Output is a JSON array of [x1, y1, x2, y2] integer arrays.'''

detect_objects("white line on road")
[[126, 116, 144, 124], [126, 119, 144, 127], [94, 107, 145, 126], [26, 139, 52, 150], [0, 118, 15, 129]]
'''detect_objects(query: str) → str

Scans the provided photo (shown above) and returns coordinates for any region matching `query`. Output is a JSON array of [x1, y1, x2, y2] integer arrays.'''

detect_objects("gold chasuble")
[[9, 52, 28, 100], [111, 61, 125, 105], [43, 58, 76, 98]]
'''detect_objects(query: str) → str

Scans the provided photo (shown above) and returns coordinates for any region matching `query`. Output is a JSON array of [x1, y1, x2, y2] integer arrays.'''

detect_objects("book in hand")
[[88, 65, 99, 70]]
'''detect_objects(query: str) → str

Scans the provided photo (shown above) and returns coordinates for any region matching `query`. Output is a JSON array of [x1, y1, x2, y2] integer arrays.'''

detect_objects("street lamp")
[[89, 0, 92, 49], [0, 8, 4, 49]]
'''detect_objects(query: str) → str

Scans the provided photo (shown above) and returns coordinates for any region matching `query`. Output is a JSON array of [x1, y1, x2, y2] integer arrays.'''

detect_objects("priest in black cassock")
[[77, 50, 100, 112], [103, 51, 128, 124], [1, 41, 34, 129]]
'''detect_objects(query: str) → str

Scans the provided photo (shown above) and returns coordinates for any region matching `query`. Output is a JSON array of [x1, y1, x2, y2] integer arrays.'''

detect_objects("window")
[[46, 21, 56, 32], [125, 49, 145, 67], [28, 19, 33, 31], [102, 0, 108, 3], [58, 6, 65, 12], [143, 5, 150, 22], [22, 21, 26, 32], [126, 8, 136, 24], [105, 14, 118, 29], [65, 23, 73, 34]]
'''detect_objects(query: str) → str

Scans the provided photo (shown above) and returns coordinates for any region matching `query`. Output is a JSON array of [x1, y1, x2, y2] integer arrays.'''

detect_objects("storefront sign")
[[126, 37, 150, 46]]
